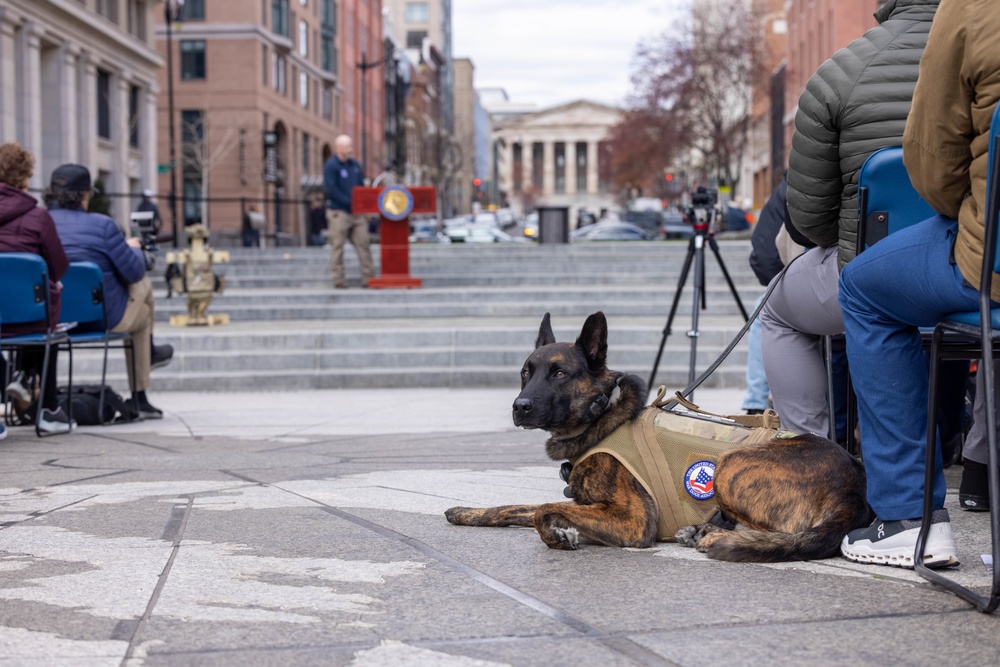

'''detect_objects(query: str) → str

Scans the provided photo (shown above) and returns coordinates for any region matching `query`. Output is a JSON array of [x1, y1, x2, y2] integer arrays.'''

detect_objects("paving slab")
[[1, 388, 998, 666]]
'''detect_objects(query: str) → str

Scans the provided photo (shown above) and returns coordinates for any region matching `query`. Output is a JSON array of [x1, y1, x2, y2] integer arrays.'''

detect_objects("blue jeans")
[[741, 295, 771, 411], [839, 215, 979, 520]]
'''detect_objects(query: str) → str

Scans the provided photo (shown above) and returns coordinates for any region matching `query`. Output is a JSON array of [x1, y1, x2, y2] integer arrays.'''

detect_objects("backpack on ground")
[[57, 384, 138, 425]]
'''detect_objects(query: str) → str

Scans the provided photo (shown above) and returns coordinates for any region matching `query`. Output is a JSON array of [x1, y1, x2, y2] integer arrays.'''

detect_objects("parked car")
[[457, 225, 531, 243], [661, 206, 694, 239], [409, 221, 451, 244], [571, 221, 657, 242]]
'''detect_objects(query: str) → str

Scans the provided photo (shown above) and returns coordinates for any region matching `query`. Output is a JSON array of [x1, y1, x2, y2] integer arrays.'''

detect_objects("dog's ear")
[[535, 312, 556, 349], [575, 312, 608, 372]]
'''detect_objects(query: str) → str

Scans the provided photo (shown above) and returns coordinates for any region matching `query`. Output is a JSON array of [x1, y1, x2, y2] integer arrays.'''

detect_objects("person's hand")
[[126, 237, 142, 249]]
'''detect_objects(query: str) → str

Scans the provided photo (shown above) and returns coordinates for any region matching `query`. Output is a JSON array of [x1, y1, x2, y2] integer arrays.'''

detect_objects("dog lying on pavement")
[[445, 311, 872, 562]]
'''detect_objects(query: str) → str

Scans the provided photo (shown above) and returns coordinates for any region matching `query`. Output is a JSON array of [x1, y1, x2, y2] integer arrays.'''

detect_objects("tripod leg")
[[688, 235, 706, 387], [708, 236, 750, 320], [649, 237, 696, 388]]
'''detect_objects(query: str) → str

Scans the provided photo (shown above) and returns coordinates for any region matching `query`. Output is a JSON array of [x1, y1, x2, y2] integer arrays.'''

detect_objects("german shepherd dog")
[[445, 312, 872, 562]]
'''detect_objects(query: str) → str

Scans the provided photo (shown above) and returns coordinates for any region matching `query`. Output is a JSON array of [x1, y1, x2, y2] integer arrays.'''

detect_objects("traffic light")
[[665, 173, 673, 182], [473, 178, 481, 187]]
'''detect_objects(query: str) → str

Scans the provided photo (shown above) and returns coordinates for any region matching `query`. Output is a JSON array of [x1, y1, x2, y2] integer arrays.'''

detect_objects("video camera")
[[686, 187, 720, 232], [129, 211, 158, 271]]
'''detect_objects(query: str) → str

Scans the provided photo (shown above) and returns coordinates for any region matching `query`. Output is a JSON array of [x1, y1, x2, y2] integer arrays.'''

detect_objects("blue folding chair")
[[915, 104, 1000, 613], [828, 148, 937, 454], [0, 252, 70, 437], [58, 261, 134, 425]]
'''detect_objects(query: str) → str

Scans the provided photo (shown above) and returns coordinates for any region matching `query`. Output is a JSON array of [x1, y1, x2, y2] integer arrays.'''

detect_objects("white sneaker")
[[38, 407, 76, 435], [841, 509, 958, 569], [5, 371, 32, 404]]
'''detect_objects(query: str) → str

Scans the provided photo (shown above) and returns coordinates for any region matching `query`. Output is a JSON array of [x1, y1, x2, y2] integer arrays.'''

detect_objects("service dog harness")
[[568, 388, 786, 541]]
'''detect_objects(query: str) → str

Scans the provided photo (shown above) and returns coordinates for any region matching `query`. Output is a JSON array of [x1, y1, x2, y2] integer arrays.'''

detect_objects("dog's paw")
[[675, 525, 699, 548], [445, 507, 477, 525], [545, 525, 580, 550]]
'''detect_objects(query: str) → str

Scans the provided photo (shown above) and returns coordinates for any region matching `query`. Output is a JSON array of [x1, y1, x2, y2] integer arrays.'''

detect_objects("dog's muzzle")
[[512, 397, 534, 427]]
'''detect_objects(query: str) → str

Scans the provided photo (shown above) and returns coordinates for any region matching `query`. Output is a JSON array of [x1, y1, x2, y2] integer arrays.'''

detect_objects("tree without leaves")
[[613, 0, 765, 195]]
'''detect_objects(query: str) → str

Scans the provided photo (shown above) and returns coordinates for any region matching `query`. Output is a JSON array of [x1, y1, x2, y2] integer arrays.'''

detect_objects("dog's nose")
[[512, 398, 533, 416]]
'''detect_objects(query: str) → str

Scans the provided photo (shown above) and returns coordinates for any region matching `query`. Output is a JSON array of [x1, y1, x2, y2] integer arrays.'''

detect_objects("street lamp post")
[[357, 51, 393, 178], [165, 0, 184, 248]]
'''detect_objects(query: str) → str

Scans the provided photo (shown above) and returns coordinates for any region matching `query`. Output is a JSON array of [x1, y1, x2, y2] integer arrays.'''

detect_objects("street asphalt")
[[1, 386, 998, 666]]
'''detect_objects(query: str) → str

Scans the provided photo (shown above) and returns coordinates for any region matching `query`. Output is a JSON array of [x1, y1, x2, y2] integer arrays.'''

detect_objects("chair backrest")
[[59, 261, 108, 330], [0, 252, 51, 327], [857, 146, 936, 252], [984, 104, 1000, 277]]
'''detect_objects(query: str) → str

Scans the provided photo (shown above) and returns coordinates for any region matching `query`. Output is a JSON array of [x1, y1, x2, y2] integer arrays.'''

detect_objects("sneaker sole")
[[6, 384, 32, 404], [841, 523, 959, 569]]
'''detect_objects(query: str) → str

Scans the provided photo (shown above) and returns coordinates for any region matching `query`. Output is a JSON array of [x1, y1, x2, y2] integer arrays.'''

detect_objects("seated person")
[[48, 164, 168, 420], [0, 142, 74, 434]]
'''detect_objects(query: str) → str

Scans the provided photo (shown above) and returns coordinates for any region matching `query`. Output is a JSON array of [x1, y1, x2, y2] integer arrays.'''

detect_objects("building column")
[[0, 10, 18, 143], [112, 73, 132, 227], [565, 141, 577, 195], [77, 53, 98, 174], [59, 44, 81, 165], [522, 141, 533, 194], [21, 23, 44, 191], [542, 140, 554, 196], [143, 82, 158, 193], [586, 140, 599, 195]]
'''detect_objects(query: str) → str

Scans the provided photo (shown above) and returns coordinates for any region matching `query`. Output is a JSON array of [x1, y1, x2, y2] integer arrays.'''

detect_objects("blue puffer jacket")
[[50, 206, 145, 327]]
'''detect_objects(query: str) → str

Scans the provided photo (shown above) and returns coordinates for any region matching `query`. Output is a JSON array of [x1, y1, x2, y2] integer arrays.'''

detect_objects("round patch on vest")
[[683, 461, 716, 500]]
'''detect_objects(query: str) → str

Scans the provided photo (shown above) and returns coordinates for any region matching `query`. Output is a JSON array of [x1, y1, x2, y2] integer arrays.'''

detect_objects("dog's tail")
[[697, 524, 853, 563]]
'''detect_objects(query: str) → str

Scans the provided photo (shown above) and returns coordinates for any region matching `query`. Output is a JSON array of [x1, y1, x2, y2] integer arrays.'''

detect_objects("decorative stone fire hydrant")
[[165, 223, 230, 326]]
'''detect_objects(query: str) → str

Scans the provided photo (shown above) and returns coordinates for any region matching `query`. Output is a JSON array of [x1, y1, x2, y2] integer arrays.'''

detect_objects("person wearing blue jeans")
[[837, 0, 1000, 568]]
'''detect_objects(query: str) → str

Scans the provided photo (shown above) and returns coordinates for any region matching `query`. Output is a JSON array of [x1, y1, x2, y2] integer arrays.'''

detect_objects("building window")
[[299, 71, 309, 108], [322, 86, 333, 120], [129, 85, 141, 148], [95, 0, 118, 23], [180, 109, 204, 226], [405, 2, 429, 22], [96, 69, 111, 139], [575, 142, 587, 193], [180, 40, 206, 80], [262, 44, 268, 85], [554, 142, 565, 194], [271, 53, 287, 94], [298, 20, 308, 56], [300, 0, 308, 5], [179, 0, 205, 20], [302, 131, 310, 171], [406, 30, 427, 49], [126, 0, 146, 40], [272, 0, 289, 37]]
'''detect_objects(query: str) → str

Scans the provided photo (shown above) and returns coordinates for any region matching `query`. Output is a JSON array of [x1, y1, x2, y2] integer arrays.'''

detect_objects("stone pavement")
[[1, 387, 998, 666]]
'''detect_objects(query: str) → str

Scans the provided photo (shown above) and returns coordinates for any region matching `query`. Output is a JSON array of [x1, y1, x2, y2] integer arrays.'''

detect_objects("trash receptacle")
[[536, 206, 569, 244]]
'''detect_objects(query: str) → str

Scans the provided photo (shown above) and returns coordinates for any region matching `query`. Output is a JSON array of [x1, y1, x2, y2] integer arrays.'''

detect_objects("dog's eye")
[[521, 368, 530, 380], [552, 369, 566, 379]]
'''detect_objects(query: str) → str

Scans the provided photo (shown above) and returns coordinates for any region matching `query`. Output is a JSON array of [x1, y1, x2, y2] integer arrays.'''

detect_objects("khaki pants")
[[327, 209, 374, 286], [111, 276, 154, 393]]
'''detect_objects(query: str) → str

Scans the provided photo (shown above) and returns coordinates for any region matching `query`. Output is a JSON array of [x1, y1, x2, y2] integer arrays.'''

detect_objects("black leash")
[[660, 253, 803, 411]]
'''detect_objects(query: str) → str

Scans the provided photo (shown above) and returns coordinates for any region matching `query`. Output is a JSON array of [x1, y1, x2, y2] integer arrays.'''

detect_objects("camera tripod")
[[648, 206, 749, 399]]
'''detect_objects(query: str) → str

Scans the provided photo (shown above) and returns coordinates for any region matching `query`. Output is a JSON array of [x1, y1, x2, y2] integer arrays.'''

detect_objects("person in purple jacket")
[[48, 164, 169, 420], [0, 143, 74, 434]]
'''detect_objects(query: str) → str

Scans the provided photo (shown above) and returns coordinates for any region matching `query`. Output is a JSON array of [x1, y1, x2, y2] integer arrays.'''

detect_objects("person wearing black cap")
[[48, 163, 169, 419]]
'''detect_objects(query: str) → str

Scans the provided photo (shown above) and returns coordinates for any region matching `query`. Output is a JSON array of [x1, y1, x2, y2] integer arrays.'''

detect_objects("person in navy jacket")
[[48, 164, 168, 420], [322, 135, 374, 287]]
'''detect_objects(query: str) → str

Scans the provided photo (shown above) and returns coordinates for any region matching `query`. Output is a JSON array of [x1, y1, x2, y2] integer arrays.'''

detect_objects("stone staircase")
[[62, 239, 766, 393]]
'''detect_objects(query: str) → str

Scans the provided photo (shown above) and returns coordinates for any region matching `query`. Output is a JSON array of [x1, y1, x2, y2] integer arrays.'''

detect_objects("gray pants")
[[327, 209, 374, 287], [760, 246, 843, 436]]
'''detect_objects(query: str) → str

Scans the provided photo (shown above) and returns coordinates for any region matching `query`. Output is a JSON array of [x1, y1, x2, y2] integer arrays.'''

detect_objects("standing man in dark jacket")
[[760, 0, 939, 438], [323, 135, 374, 288], [49, 164, 170, 420], [0, 143, 74, 434]]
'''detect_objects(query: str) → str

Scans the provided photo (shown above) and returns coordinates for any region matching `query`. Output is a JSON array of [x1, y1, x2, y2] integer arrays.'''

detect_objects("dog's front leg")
[[445, 504, 540, 528]]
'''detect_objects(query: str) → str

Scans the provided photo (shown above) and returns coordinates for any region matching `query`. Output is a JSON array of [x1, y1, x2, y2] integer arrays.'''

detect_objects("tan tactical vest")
[[570, 398, 784, 541]]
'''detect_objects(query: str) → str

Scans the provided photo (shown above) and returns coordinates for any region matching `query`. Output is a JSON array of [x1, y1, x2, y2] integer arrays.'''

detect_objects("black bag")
[[57, 384, 138, 425]]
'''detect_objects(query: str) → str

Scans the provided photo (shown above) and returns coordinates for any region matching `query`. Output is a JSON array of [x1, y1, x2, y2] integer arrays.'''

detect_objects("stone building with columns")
[[0, 0, 161, 226], [493, 99, 620, 223]]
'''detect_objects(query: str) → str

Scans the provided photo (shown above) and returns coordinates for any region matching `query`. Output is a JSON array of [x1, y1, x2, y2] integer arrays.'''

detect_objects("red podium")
[[352, 185, 435, 289]]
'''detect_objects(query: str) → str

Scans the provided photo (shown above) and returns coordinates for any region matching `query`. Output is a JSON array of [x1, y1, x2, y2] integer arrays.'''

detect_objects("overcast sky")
[[451, 0, 689, 110]]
